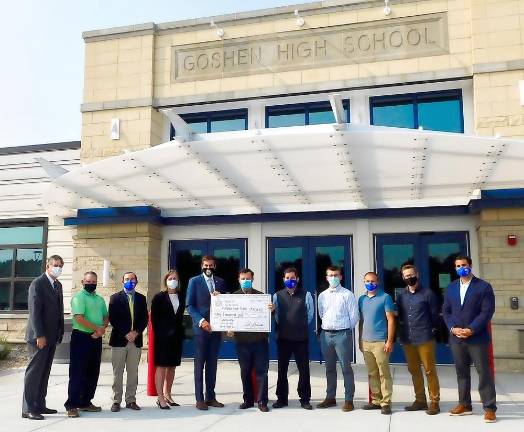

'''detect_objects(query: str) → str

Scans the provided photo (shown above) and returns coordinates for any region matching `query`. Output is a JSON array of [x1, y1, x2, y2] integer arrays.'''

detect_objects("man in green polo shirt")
[[64, 271, 108, 418]]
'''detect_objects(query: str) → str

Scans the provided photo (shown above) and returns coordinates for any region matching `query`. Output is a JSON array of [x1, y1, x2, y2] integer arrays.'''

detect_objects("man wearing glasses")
[[443, 255, 497, 423]]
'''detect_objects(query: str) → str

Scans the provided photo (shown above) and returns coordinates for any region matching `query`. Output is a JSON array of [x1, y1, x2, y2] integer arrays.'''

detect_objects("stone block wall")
[[478, 208, 524, 372]]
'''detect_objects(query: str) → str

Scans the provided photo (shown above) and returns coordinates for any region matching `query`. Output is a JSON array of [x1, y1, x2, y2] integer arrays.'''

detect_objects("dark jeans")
[[22, 342, 57, 414], [193, 331, 222, 402], [276, 338, 311, 404], [64, 330, 103, 410], [450, 342, 497, 411], [237, 340, 269, 405]]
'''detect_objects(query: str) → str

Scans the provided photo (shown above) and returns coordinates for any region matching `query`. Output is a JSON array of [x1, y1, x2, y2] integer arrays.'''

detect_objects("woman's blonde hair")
[[162, 269, 180, 292]]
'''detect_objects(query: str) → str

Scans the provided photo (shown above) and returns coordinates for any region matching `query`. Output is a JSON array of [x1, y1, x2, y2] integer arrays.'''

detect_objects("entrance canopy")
[[41, 123, 524, 218]]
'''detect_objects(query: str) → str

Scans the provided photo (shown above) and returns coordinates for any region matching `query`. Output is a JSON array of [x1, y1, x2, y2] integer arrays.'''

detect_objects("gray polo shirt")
[[358, 290, 395, 342]]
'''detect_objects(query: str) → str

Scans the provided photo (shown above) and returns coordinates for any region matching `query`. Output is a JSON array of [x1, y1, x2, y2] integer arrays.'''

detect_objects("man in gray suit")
[[22, 255, 65, 420]]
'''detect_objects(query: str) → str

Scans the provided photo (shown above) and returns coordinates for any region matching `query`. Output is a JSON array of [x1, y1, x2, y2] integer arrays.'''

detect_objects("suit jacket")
[[25, 273, 64, 344], [443, 275, 495, 344], [186, 274, 226, 336], [108, 290, 148, 348], [151, 291, 185, 339]]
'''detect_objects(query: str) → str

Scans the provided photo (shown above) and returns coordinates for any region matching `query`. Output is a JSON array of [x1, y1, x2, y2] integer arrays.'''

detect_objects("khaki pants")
[[111, 342, 141, 404], [403, 340, 440, 403], [362, 341, 393, 407]]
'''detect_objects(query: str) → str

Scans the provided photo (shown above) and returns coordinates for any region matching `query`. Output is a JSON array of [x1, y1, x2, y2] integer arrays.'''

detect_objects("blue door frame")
[[374, 231, 469, 364], [169, 238, 247, 360], [267, 235, 353, 362]]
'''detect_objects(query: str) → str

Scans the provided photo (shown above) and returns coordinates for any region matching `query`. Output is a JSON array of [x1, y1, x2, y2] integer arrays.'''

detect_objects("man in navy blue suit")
[[186, 255, 226, 410], [443, 255, 497, 423]]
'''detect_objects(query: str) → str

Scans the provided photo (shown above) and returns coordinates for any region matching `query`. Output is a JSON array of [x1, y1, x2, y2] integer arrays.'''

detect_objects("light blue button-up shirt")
[[318, 285, 359, 330]]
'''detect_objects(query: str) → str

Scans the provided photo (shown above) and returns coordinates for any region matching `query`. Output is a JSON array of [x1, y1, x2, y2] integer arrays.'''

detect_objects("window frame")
[[0, 219, 47, 313], [170, 108, 248, 139], [369, 89, 464, 133], [265, 100, 350, 128]]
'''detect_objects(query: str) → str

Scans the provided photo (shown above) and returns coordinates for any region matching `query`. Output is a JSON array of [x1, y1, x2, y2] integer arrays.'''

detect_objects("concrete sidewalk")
[[1, 361, 522, 432]]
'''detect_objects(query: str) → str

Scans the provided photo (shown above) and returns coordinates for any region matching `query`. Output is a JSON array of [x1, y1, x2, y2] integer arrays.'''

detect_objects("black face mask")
[[404, 276, 418, 287], [84, 283, 97, 293], [203, 268, 215, 277]]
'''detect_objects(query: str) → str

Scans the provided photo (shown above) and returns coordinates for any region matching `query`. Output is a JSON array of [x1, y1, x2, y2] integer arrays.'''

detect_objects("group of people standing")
[[22, 254, 497, 423]]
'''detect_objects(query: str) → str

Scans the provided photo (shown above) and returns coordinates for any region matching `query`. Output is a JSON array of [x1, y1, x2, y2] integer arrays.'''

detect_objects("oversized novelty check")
[[210, 294, 272, 332]]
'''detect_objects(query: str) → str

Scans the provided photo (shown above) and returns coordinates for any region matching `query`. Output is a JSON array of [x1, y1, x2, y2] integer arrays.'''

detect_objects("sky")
[[0, 0, 302, 148]]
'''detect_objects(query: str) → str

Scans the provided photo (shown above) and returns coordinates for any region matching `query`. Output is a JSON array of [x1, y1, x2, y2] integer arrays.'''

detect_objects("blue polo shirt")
[[358, 290, 395, 342]]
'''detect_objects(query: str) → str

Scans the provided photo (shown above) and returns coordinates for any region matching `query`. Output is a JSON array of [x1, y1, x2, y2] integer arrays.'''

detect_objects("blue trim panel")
[[64, 206, 162, 226], [63, 194, 524, 227], [481, 188, 524, 199], [163, 206, 469, 226]]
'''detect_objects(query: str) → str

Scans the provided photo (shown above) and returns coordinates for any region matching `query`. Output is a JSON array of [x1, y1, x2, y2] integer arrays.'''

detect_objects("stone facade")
[[74, 0, 524, 371], [479, 208, 524, 372]]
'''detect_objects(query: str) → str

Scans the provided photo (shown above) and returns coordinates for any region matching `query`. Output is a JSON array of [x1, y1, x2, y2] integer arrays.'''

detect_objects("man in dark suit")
[[186, 255, 226, 410], [443, 255, 497, 423], [22, 255, 65, 420], [108, 272, 148, 412]]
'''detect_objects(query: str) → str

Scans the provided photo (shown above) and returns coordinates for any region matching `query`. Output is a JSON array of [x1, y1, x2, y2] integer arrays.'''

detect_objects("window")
[[0, 223, 45, 312], [370, 90, 463, 133], [266, 101, 349, 128], [170, 109, 248, 139]]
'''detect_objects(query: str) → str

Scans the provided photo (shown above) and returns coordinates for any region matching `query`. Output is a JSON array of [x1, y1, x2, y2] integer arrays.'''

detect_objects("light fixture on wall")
[[383, 0, 392, 16], [102, 259, 112, 287], [519, 80, 524, 106], [294, 10, 305, 27], [110, 118, 120, 140], [210, 20, 224, 38]]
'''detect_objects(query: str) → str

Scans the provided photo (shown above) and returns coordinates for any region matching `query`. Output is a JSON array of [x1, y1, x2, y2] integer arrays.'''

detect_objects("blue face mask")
[[365, 282, 378, 292], [456, 266, 471, 277], [240, 279, 253, 289], [284, 279, 297, 289], [123, 280, 136, 291]]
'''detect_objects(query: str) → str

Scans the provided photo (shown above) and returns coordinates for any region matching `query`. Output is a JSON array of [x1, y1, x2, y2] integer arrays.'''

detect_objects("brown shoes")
[[341, 401, 354, 412], [196, 401, 209, 410], [205, 399, 225, 408], [317, 398, 337, 408], [449, 404, 473, 416], [426, 402, 440, 415], [484, 409, 497, 423], [79, 403, 102, 412], [404, 401, 428, 411], [125, 402, 141, 410], [66, 408, 79, 418], [110, 403, 120, 412]]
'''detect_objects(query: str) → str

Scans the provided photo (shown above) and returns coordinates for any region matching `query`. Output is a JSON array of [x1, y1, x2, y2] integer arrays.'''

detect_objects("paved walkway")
[[1, 361, 522, 432]]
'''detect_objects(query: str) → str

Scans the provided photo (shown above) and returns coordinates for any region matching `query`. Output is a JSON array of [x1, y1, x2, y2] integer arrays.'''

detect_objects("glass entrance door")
[[267, 236, 353, 361], [169, 238, 246, 359], [374, 231, 469, 364]]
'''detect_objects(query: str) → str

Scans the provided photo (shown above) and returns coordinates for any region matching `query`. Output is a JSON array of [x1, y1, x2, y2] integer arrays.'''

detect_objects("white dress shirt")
[[318, 284, 359, 330], [168, 293, 179, 315], [460, 278, 472, 306]]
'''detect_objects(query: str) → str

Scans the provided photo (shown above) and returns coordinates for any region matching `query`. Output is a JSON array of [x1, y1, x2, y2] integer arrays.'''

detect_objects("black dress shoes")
[[272, 400, 288, 409], [156, 401, 171, 410], [239, 402, 254, 409], [22, 412, 44, 420], [301, 402, 313, 410], [41, 407, 58, 414]]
